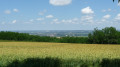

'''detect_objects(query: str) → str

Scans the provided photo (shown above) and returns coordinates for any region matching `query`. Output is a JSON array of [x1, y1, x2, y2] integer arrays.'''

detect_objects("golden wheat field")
[[0, 42, 120, 65]]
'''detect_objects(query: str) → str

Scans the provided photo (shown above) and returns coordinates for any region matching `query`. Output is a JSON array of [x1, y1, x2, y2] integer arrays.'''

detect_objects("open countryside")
[[0, 0, 120, 67], [0, 42, 120, 67]]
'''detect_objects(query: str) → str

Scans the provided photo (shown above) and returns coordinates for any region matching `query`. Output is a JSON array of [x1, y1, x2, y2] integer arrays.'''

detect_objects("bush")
[[1, 58, 120, 67], [101, 58, 120, 67], [6, 58, 61, 67]]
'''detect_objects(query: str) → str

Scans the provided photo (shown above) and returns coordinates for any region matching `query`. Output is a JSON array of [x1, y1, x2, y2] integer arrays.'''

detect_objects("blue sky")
[[0, 0, 120, 30]]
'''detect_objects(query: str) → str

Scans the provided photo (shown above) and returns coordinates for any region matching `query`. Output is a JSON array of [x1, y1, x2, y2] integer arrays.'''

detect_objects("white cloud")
[[61, 20, 66, 23], [4, 10, 11, 14], [108, 9, 112, 11], [99, 14, 111, 23], [81, 15, 94, 23], [46, 15, 54, 18], [13, 9, 19, 12], [61, 19, 73, 24], [61, 18, 79, 24], [51, 18, 79, 24], [53, 19, 58, 22], [38, 10, 47, 15], [115, 14, 120, 20], [1, 22, 5, 24], [101, 19, 106, 22], [102, 9, 115, 12], [36, 18, 44, 21], [29, 19, 34, 22], [12, 20, 17, 23], [67, 20, 72, 23], [118, 3, 120, 6], [72, 18, 79, 21], [102, 10, 106, 12], [81, 15, 93, 21], [81, 7, 94, 14], [103, 14, 111, 19], [51, 19, 60, 24], [49, 0, 72, 6]]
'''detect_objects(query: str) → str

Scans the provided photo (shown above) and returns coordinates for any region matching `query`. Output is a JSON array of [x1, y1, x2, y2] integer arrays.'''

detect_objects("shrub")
[[6, 58, 61, 67], [101, 58, 120, 67]]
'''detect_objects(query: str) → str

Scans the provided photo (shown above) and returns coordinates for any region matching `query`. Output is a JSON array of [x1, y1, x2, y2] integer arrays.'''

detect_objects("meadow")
[[0, 42, 120, 67]]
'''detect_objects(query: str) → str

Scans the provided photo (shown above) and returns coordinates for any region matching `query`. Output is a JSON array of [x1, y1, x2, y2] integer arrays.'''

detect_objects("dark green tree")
[[113, 0, 120, 2], [88, 27, 120, 44]]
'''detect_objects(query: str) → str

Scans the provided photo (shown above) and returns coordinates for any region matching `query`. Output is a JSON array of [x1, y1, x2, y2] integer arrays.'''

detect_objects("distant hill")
[[12, 30, 93, 37]]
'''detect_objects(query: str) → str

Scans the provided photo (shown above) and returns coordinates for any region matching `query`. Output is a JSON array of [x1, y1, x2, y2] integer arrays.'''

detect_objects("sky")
[[0, 0, 120, 31]]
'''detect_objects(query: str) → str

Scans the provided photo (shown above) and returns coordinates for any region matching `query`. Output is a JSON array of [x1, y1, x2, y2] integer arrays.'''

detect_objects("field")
[[0, 42, 120, 67]]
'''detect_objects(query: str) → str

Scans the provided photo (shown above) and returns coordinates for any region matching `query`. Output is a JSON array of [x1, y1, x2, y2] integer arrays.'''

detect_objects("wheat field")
[[0, 42, 120, 66]]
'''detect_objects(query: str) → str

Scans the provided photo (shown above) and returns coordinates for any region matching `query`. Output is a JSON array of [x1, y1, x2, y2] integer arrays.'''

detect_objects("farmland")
[[0, 42, 120, 67]]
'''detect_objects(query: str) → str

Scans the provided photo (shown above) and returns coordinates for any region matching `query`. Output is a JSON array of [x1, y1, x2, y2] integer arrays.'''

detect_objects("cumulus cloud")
[[102, 9, 116, 12], [61, 18, 79, 24], [51, 18, 79, 24], [66, 20, 72, 23], [98, 14, 111, 23], [4, 9, 19, 14], [61, 19, 72, 24], [108, 9, 112, 11], [72, 18, 79, 21], [115, 14, 120, 20], [29, 19, 34, 22], [103, 14, 111, 19], [81, 15, 93, 21], [13, 9, 19, 12], [36, 18, 44, 21], [53, 19, 58, 22], [102, 10, 106, 12], [46, 15, 54, 18], [1, 22, 5, 24], [38, 10, 47, 15], [81, 7, 94, 14], [101, 19, 107, 22], [4, 10, 11, 14], [12, 20, 17, 23], [49, 0, 72, 6], [80, 15, 95, 25], [51, 19, 60, 24], [51, 19, 61, 24]]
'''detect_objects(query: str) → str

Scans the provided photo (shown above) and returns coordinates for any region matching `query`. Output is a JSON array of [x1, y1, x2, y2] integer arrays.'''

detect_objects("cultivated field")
[[0, 42, 120, 66]]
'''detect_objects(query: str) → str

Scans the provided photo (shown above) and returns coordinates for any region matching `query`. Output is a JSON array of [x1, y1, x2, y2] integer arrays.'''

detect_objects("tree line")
[[0, 31, 88, 43], [0, 27, 120, 44]]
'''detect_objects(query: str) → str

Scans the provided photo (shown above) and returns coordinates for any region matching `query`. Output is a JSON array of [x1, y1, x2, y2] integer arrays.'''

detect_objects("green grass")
[[0, 42, 120, 67]]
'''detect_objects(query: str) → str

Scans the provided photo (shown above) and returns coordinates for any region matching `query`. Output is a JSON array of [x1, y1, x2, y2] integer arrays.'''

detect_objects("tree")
[[113, 0, 120, 2], [88, 27, 120, 44], [102, 27, 118, 44], [88, 28, 104, 44]]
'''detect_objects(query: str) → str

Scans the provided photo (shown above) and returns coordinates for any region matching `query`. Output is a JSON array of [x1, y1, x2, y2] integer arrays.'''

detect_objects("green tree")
[[88, 28, 104, 44], [88, 27, 120, 44], [102, 27, 119, 44], [113, 0, 120, 2]]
